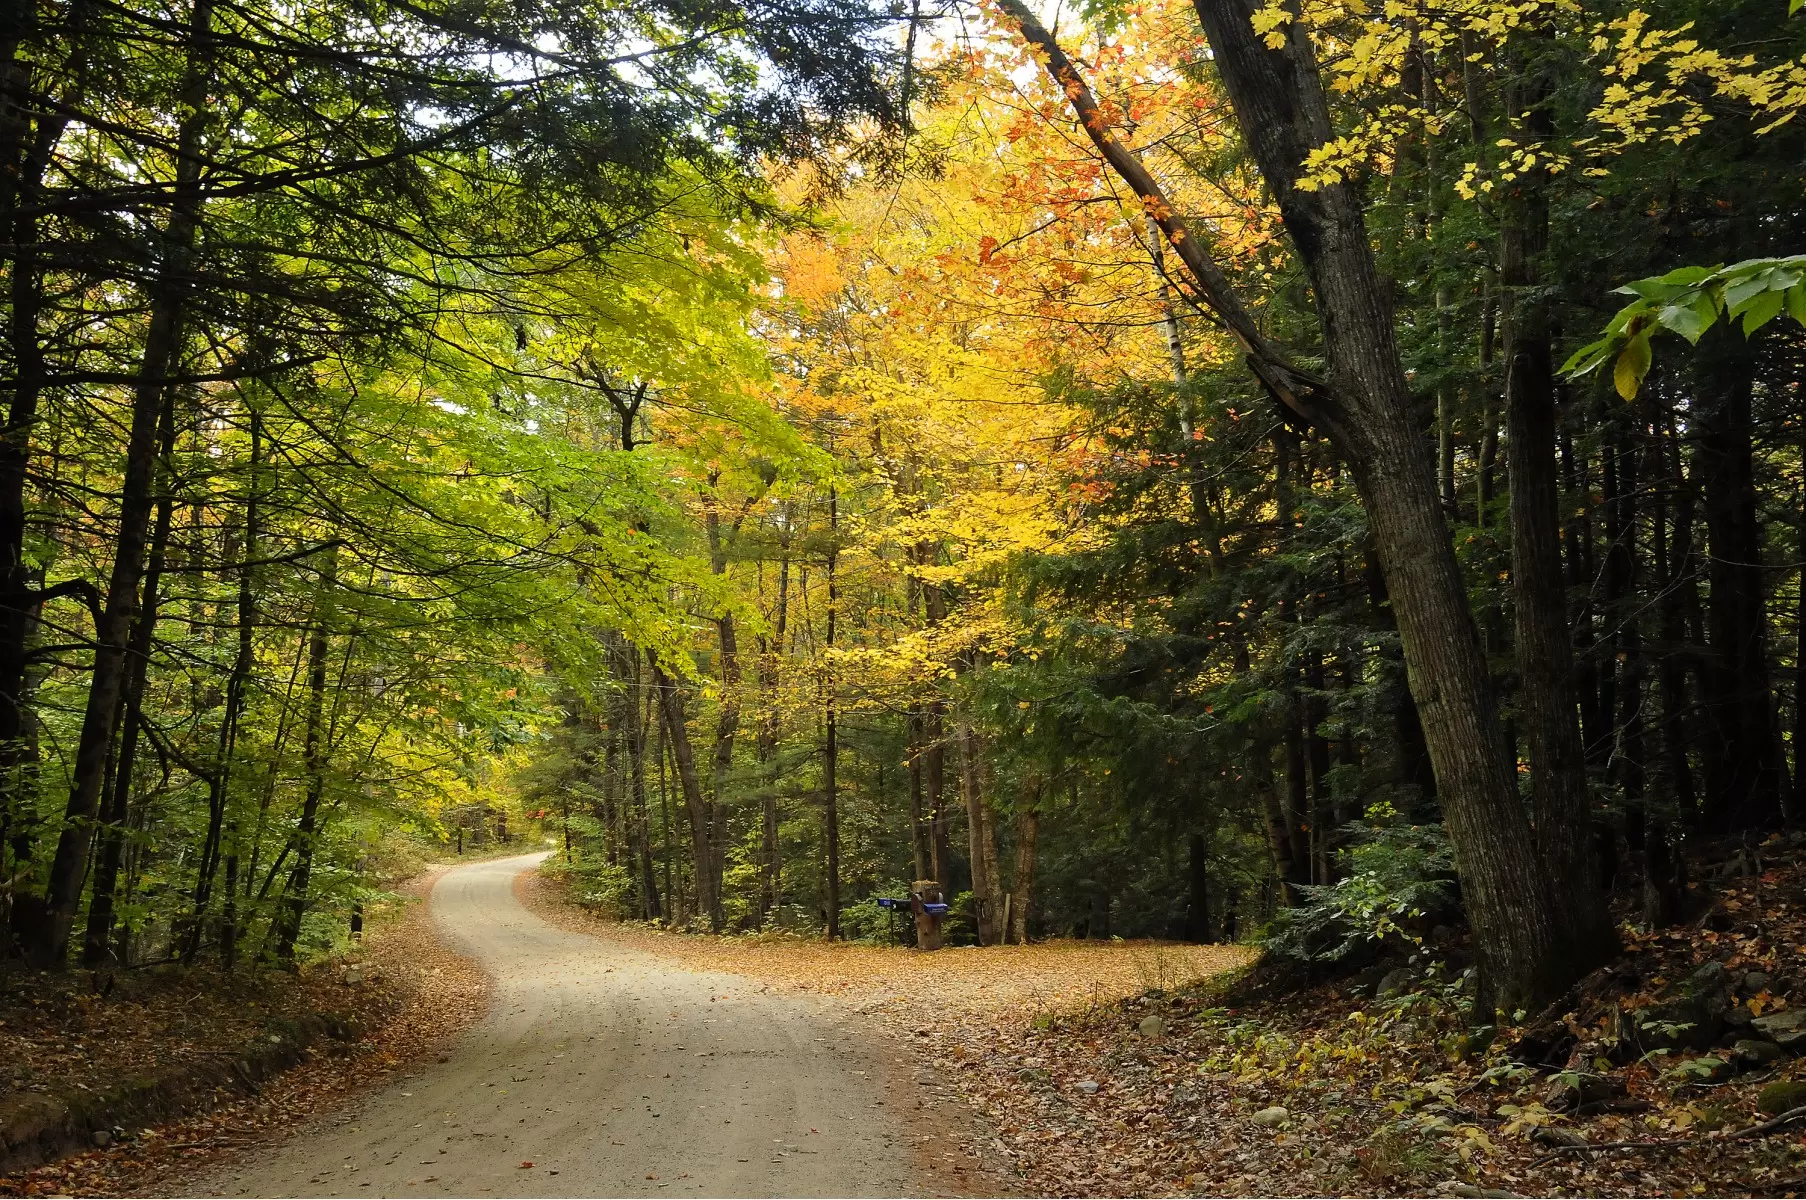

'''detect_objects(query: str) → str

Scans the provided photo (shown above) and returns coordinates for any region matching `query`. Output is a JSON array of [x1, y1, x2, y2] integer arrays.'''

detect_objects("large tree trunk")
[[0, 6, 90, 949], [1693, 328, 1788, 831], [906, 711, 928, 882], [922, 575, 953, 885], [1186, 832, 1211, 942], [81, 392, 180, 965], [757, 539, 790, 924], [1010, 791, 1039, 944], [1002, 0, 1597, 1006], [1498, 66, 1616, 961]]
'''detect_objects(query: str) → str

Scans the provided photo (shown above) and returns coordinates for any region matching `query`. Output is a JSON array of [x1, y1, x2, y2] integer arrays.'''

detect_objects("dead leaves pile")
[[517, 869, 1252, 1023], [0, 866, 489, 1198]]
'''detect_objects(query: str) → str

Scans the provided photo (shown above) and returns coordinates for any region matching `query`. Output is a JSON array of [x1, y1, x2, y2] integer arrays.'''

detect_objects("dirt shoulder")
[[0, 865, 489, 1198]]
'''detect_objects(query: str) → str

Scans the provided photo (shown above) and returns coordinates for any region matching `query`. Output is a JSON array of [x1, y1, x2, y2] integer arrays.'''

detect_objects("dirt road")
[[193, 853, 932, 1198]]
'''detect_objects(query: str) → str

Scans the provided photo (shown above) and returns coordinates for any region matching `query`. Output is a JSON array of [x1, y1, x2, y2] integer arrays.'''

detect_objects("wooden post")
[[912, 879, 944, 951]]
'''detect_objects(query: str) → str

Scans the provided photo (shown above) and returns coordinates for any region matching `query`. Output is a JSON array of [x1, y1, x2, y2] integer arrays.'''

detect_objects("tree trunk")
[[272, 544, 337, 968], [1498, 64, 1615, 961], [1654, 412, 1699, 830], [1186, 832, 1211, 942], [0, 5, 90, 949], [81, 392, 180, 965], [960, 723, 996, 944], [758, 541, 790, 924], [1693, 327, 1787, 831], [653, 659, 717, 929], [1010, 794, 1038, 944], [216, 405, 262, 967], [906, 712, 928, 883], [823, 484, 840, 939], [922, 574, 952, 884], [31, 0, 215, 967], [629, 657, 660, 920]]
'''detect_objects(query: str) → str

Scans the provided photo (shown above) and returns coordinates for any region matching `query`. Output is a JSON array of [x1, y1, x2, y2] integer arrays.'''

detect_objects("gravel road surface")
[[194, 853, 930, 1198]]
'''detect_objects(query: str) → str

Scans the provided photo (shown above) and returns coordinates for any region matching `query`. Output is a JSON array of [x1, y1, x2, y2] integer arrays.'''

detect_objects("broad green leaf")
[[1652, 264, 1718, 288], [1561, 336, 1617, 377], [1787, 282, 1806, 328], [1740, 288, 1786, 335], [1655, 300, 1712, 343], [1724, 270, 1777, 312]]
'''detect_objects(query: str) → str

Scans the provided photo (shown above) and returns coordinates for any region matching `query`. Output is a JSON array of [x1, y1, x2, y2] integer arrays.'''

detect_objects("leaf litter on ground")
[[0, 865, 488, 1198]]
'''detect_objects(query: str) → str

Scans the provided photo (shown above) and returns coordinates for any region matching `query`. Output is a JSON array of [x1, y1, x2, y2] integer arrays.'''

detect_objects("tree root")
[[1527, 1105, 1806, 1169]]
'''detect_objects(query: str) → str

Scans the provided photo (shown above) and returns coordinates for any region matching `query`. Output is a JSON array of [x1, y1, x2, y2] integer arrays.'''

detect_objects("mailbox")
[[910, 881, 947, 951]]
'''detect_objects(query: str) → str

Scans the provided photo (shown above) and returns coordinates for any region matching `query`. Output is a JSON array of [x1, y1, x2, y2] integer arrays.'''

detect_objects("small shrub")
[[1263, 817, 1456, 964]]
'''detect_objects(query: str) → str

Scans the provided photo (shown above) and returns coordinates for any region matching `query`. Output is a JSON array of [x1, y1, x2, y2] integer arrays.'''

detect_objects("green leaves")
[[1563, 256, 1806, 399]]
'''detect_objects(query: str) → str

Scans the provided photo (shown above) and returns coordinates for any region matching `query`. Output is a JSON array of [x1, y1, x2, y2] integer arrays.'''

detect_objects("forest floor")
[[0, 865, 489, 1197], [528, 847, 1806, 1198]]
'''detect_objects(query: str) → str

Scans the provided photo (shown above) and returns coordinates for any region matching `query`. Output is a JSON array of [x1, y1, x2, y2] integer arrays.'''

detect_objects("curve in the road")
[[196, 853, 931, 1198]]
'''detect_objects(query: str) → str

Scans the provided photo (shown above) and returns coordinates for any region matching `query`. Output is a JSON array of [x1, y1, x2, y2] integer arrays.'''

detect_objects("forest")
[[1, 0, 1804, 1027]]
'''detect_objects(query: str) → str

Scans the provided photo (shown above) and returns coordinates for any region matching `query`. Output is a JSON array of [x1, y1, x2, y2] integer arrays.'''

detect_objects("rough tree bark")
[[81, 390, 179, 965], [1010, 787, 1039, 944], [1693, 328, 1788, 831], [1498, 47, 1616, 961]]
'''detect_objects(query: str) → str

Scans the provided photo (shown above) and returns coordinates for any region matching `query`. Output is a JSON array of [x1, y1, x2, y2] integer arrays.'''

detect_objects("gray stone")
[[1391, 1021, 1420, 1041], [91, 1130, 112, 1148], [1015, 1067, 1051, 1085], [1683, 961, 1729, 995], [1138, 1014, 1167, 1039], [1744, 971, 1773, 994], [1752, 1009, 1806, 1036], [1251, 1106, 1289, 1126], [1377, 968, 1415, 998], [1759, 1080, 1806, 1115], [1075, 1079, 1100, 1095], [1751, 1008, 1806, 1049], [1732, 1038, 1784, 1066], [1640, 964, 1735, 1050]]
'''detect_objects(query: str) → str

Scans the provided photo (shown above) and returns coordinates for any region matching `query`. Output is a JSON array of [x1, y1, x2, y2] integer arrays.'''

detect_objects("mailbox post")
[[911, 879, 948, 951]]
